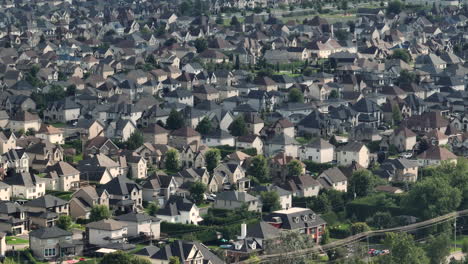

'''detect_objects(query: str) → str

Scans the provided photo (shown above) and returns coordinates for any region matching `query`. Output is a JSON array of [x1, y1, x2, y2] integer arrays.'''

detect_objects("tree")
[[90, 205, 111, 222], [348, 170, 379, 197], [66, 85, 76, 96], [462, 239, 468, 255], [329, 90, 339, 99], [392, 104, 403, 124], [230, 16, 240, 26], [247, 155, 270, 183], [340, 0, 348, 10], [189, 181, 207, 205], [378, 233, 429, 264], [169, 257, 181, 264], [303, 67, 314, 76], [125, 131, 144, 150], [335, 29, 349, 42], [388, 48, 411, 63], [205, 149, 221, 172], [166, 109, 185, 130], [56, 215, 72, 231], [367, 211, 394, 229], [228, 115, 248, 137], [349, 222, 370, 235], [215, 14, 224, 25], [263, 231, 316, 264], [100, 251, 151, 264], [425, 233, 451, 264], [287, 160, 303, 178], [194, 38, 208, 53], [404, 177, 461, 220], [48, 84, 66, 101], [386, 0, 404, 14], [288, 88, 304, 103], [398, 69, 417, 84], [165, 149, 180, 172], [147, 202, 159, 216], [260, 191, 281, 213], [196, 117, 212, 135]]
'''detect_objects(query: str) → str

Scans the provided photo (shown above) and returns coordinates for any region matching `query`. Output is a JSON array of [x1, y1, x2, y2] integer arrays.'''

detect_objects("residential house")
[[36, 124, 64, 145], [29, 226, 82, 261], [43, 161, 80, 192], [3, 171, 45, 199], [75, 119, 105, 140], [214, 191, 261, 212], [156, 196, 203, 225], [69, 186, 110, 220], [43, 98, 81, 123], [24, 195, 69, 228], [281, 175, 321, 198], [236, 135, 264, 155], [377, 158, 419, 182], [299, 138, 334, 163], [317, 167, 348, 192], [83, 136, 120, 157], [86, 219, 128, 246], [115, 212, 161, 239], [390, 126, 417, 152], [336, 142, 370, 168], [169, 127, 201, 149], [0, 201, 28, 235], [0, 131, 16, 154], [252, 185, 292, 210], [8, 111, 41, 132], [97, 175, 143, 214], [141, 124, 169, 145], [416, 146, 458, 166]]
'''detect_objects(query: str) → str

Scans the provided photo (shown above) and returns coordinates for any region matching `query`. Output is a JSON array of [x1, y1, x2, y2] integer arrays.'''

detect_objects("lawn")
[[6, 236, 28, 245], [50, 122, 67, 128], [46, 190, 74, 201], [73, 153, 83, 163]]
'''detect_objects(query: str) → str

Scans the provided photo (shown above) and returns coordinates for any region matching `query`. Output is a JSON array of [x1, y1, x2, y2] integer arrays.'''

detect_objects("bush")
[[346, 193, 406, 221], [303, 160, 334, 175], [241, 148, 257, 156]]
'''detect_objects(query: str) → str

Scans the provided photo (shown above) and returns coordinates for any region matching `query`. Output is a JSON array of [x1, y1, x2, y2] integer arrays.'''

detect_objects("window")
[[44, 248, 56, 257]]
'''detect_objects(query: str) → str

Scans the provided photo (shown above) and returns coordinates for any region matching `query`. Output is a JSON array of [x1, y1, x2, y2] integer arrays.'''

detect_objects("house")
[[36, 124, 64, 145], [8, 111, 41, 132], [24, 195, 69, 228], [0, 201, 28, 235], [169, 127, 201, 149], [126, 154, 148, 179], [75, 119, 105, 140], [336, 142, 370, 168], [78, 153, 122, 183], [214, 191, 261, 212], [1, 148, 29, 173], [202, 130, 235, 147], [236, 135, 264, 155], [43, 161, 80, 192], [25, 141, 63, 170], [156, 196, 203, 225], [244, 113, 264, 135], [115, 212, 161, 239], [281, 175, 321, 197], [402, 112, 449, 134], [317, 167, 348, 192], [29, 226, 82, 261], [264, 134, 299, 158], [262, 119, 295, 138], [141, 173, 178, 205], [83, 136, 120, 157], [69, 186, 110, 220], [105, 119, 137, 142], [86, 219, 128, 246], [3, 171, 45, 199], [377, 158, 419, 182], [43, 98, 81, 123], [213, 163, 247, 190], [141, 124, 169, 145], [263, 207, 326, 243], [391, 126, 417, 152], [0, 183, 10, 201], [299, 138, 334, 163], [251, 185, 292, 210], [416, 146, 458, 166], [136, 240, 224, 264], [165, 89, 194, 106], [0, 131, 16, 154], [97, 175, 143, 214]]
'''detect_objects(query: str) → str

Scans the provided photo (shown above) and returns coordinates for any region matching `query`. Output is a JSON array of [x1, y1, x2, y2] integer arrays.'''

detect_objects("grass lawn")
[[6, 236, 28, 245], [73, 153, 83, 163], [50, 122, 67, 128], [198, 202, 211, 208], [46, 190, 74, 201], [71, 223, 85, 230], [130, 243, 147, 254]]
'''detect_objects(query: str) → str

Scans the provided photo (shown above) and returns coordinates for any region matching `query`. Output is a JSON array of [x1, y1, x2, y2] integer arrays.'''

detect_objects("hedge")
[[346, 193, 407, 221]]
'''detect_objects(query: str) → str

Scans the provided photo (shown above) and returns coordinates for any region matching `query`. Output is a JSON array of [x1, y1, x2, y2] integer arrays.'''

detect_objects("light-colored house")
[[126, 155, 148, 179], [299, 138, 334, 163], [115, 212, 161, 239], [264, 134, 299, 158], [379, 158, 419, 182], [36, 124, 64, 145], [318, 167, 348, 192], [0, 201, 27, 235], [44, 161, 80, 192], [97, 175, 143, 214], [391, 126, 417, 152], [169, 127, 202, 149], [336, 142, 370, 168], [416, 146, 458, 167], [236, 135, 263, 155], [156, 196, 203, 225], [0, 183, 11, 201], [0, 131, 16, 154], [214, 191, 261, 212], [141, 124, 169, 145], [3, 172, 45, 199], [29, 226, 82, 261], [75, 119, 105, 140], [8, 111, 41, 132], [86, 219, 128, 245]]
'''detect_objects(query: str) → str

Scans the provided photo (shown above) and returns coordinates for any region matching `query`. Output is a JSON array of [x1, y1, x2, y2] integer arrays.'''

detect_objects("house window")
[[44, 248, 56, 257]]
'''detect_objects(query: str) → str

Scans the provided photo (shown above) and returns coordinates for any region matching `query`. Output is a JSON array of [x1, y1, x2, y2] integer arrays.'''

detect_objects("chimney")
[[330, 24, 334, 39], [238, 223, 247, 239]]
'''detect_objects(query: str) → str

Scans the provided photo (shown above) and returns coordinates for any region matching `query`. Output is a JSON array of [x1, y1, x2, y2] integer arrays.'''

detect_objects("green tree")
[[169, 256, 181, 264], [194, 38, 208, 53], [147, 202, 159, 216], [260, 191, 281, 213], [215, 14, 224, 25], [367, 211, 394, 229], [48, 84, 66, 101], [329, 90, 339, 99], [189, 181, 207, 205], [335, 29, 349, 42], [462, 239, 468, 255], [349, 222, 370, 235], [392, 104, 403, 124], [263, 231, 316, 264], [287, 160, 303, 178], [166, 109, 185, 130], [348, 170, 380, 197], [404, 177, 461, 220], [56, 215, 72, 231], [165, 149, 180, 172], [378, 233, 429, 264], [90, 205, 111, 222], [288, 88, 304, 103], [228, 115, 248, 136], [100, 251, 151, 264], [196, 117, 212, 135], [386, 0, 404, 14], [398, 69, 417, 84], [425, 233, 451, 264], [247, 155, 270, 183], [230, 16, 240, 26], [125, 131, 144, 150], [388, 48, 411, 63], [66, 85, 76, 96], [205, 149, 221, 172]]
